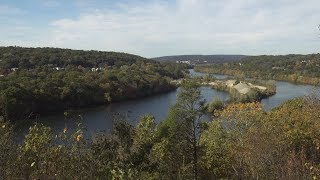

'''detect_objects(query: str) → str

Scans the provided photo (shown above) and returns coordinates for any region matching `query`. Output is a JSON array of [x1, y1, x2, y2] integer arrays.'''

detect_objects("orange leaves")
[[220, 102, 262, 118]]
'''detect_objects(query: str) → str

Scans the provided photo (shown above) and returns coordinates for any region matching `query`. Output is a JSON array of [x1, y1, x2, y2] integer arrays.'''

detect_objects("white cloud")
[[6, 0, 320, 57]]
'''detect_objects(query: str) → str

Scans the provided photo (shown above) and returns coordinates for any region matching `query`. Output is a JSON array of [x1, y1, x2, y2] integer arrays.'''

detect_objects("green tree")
[[153, 80, 205, 179], [0, 119, 17, 178], [206, 97, 224, 115]]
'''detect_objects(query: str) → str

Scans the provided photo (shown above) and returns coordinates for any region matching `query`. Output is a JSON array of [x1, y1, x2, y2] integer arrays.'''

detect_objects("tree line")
[[195, 54, 320, 85], [0, 80, 319, 179], [153, 55, 246, 64], [0, 46, 150, 69], [0, 46, 188, 121]]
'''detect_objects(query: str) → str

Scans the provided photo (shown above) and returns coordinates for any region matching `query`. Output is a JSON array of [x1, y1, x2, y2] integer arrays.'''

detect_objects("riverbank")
[[9, 70, 320, 136], [194, 66, 320, 86], [201, 78, 276, 103]]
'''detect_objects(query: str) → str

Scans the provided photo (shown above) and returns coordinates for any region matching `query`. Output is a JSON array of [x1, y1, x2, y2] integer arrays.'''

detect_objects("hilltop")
[[0, 46, 151, 69]]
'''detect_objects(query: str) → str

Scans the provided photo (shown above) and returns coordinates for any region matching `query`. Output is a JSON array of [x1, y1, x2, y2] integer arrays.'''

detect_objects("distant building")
[[176, 60, 191, 64], [53, 67, 64, 70], [91, 68, 100, 72]]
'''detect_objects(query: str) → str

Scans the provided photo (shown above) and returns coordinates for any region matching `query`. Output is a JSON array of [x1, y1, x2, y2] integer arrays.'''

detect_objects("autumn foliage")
[[0, 83, 319, 179]]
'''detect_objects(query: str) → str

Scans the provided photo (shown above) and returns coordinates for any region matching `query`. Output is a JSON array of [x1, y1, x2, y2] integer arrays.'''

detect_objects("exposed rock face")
[[248, 83, 267, 91], [226, 80, 237, 87], [233, 83, 251, 94], [200, 78, 270, 96], [208, 82, 217, 86]]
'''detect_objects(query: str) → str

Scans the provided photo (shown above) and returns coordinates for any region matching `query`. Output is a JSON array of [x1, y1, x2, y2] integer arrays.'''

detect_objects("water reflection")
[[33, 69, 319, 133]]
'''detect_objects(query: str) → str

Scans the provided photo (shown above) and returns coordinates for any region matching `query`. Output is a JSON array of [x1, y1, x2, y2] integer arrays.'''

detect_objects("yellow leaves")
[[220, 102, 262, 119], [223, 102, 262, 113], [63, 127, 67, 134], [76, 134, 82, 142], [151, 139, 169, 161], [30, 162, 35, 167], [269, 99, 320, 149]]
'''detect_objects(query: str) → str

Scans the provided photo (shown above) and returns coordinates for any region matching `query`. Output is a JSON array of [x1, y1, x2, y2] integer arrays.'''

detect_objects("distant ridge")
[[153, 55, 246, 64]]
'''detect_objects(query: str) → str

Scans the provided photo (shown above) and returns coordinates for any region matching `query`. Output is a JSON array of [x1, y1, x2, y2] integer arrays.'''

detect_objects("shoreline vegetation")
[[1, 80, 319, 179], [0, 47, 319, 179], [191, 74, 276, 103], [194, 53, 320, 86], [195, 65, 320, 86], [0, 46, 188, 121]]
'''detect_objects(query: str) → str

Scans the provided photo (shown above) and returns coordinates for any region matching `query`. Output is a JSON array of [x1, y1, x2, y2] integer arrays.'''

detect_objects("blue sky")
[[0, 0, 319, 57]]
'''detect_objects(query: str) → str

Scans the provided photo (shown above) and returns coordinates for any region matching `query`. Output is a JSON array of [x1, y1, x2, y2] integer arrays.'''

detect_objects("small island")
[[195, 75, 276, 103]]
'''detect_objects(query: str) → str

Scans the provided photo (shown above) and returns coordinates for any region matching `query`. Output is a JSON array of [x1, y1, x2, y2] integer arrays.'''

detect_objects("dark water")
[[189, 69, 228, 80], [34, 84, 228, 134], [261, 81, 318, 110], [31, 69, 318, 134], [190, 69, 319, 110]]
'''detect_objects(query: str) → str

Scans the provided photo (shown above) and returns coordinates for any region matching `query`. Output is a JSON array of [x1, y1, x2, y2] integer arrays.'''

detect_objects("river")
[[25, 69, 318, 135], [189, 69, 319, 110]]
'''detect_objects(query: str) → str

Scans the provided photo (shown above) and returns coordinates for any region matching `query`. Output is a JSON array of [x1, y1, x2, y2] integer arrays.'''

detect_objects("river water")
[[28, 69, 318, 134]]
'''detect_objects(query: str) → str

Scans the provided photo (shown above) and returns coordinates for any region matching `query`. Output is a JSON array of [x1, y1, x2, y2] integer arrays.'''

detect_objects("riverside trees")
[[152, 80, 206, 179], [0, 81, 319, 179], [195, 54, 320, 85], [0, 47, 188, 121]]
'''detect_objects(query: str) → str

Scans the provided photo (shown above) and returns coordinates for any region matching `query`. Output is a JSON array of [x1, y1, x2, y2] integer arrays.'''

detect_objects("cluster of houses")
[[175, 59, 209, 65], [176, 60, 192, 64], [91, 67, 103, 72], [53, 66, 106, 72], [0, 65, 110, 78]]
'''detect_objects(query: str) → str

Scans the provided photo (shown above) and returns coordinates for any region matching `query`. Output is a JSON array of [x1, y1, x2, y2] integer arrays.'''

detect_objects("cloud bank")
[[2, 0, 320, 57]]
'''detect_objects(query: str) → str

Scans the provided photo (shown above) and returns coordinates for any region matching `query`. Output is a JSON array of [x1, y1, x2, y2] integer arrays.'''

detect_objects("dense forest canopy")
[[238, 54, 320, 77], [0, 46, 188, 121], [1, 47, 319, 178], [195, 54, 320, 85], [0, 46, 151, 69]]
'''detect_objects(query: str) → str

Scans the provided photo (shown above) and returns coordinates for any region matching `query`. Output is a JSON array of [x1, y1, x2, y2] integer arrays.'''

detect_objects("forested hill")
[[195, 54, 320, 85], [0, 46, 150, 69], [238, 54, 320, 77], [0, 46, 188, 120], [153, 55, 246, 64]]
